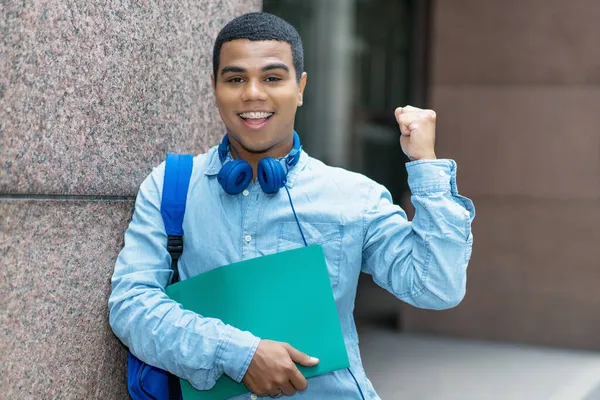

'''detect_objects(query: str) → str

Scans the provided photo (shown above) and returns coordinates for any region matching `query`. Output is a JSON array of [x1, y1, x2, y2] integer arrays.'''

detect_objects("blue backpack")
[[127, 153, 194, 400]]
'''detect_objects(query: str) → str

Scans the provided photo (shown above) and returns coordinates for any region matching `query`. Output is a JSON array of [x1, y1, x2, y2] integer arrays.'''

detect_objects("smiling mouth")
[[238, 112, 274, 129], [238, 111, 274, 119]]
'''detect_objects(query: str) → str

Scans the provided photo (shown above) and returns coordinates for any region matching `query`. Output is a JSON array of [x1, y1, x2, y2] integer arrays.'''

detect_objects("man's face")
[[212, 39, 307, 157]]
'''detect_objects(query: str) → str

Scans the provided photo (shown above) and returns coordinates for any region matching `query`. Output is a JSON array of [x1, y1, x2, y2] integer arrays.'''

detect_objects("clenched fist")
[[394, 105, 437, 161]]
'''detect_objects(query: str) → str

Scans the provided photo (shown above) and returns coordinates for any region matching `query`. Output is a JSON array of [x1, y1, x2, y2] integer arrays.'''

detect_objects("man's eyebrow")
[[262, 63, 289, 73], [220, 63, 290, 75], [220, 66, 246, 75]]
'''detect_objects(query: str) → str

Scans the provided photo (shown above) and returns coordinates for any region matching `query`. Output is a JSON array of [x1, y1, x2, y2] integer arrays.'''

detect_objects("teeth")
[[239, 112, 273, 119]]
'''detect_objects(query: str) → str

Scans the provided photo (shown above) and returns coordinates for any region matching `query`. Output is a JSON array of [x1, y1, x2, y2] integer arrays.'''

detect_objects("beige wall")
[[0, 1, 261, 397], [400, 0, 600, 350]]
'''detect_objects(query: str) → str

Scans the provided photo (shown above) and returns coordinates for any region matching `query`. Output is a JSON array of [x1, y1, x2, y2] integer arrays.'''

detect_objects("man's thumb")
[[286, 345, 319, 366]]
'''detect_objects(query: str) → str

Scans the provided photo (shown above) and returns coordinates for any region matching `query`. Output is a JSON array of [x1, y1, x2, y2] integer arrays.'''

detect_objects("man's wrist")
[[219, 325, 261, 383], [409, 153, 437, 161]]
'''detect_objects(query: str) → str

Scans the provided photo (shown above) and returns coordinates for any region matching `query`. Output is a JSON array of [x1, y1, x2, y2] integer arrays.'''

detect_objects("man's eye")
[[265, 76, 281, 82], [227, 77, 244, 83]]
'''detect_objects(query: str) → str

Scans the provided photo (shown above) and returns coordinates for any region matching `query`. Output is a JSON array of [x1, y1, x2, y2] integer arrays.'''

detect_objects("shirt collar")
[[204, 145, 309, 189]]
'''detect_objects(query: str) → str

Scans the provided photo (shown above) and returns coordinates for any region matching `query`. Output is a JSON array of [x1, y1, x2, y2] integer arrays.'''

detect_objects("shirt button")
[[242, 189, 249, 196], [439, 170, 447, 177], [245, 235, 252, 243], [250, 395, 258, 400]]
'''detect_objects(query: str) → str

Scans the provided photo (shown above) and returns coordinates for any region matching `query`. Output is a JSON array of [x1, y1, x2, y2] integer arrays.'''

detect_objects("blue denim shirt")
[[108, 145, 475, 399]]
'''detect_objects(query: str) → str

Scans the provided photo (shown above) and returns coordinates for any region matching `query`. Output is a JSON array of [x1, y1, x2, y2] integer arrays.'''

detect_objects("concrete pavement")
[[358, 325, 600, 400]]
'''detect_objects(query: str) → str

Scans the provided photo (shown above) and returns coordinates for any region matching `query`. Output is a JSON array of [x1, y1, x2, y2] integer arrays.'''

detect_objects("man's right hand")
[[242, 340, 319, 397]]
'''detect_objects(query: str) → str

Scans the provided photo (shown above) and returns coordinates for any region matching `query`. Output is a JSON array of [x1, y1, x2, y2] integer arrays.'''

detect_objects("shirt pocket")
[[276, 222, 343, 287]]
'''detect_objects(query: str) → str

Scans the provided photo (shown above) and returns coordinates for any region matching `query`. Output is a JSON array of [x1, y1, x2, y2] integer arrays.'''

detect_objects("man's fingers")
[[396, 105, 435, 118], [394, 107, 404, 119], [289, 367, 308, 392], [278, 380, 297, 397], [397, 114, 420, 135], [403, 105, 420, 112], [286, 345, 319, 367]]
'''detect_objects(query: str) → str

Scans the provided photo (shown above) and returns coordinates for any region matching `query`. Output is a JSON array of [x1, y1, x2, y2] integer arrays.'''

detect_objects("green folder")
[[165, 245, 350, 400]]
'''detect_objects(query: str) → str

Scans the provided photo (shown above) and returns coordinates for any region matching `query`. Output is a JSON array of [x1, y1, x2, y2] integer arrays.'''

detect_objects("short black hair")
[[212, 12, 304, 82]]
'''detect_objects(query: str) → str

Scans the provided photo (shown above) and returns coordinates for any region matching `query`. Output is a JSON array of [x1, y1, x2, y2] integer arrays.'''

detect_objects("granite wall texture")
[[1, 0, 263, 196], [0, 0, 261, 397], [400, 0, 600, 350]]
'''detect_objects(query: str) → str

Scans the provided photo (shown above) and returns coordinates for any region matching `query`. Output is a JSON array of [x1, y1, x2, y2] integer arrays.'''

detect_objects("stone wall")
[[0, 1, 261, 397]]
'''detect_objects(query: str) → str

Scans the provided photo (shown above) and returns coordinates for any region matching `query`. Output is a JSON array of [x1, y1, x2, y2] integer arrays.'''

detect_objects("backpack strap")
[[161, 153, 194, 285]]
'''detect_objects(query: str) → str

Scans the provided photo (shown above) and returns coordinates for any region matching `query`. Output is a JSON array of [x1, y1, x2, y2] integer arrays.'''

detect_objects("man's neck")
[[229, 138, 294, 180]]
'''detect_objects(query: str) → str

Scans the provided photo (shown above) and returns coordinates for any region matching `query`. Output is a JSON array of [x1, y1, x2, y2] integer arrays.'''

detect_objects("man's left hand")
[[394, 105, 437, 161]]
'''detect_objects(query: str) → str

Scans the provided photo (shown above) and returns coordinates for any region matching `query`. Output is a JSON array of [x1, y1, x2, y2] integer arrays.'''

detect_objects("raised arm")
[[361, 106, 475, 310]]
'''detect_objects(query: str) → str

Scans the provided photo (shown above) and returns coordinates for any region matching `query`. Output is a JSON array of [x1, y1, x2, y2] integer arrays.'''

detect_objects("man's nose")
[[241, 80, 267, 101]]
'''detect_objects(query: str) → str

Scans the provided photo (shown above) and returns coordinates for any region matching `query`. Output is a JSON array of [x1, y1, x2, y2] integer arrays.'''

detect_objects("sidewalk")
[[358, 325, 600, 400]]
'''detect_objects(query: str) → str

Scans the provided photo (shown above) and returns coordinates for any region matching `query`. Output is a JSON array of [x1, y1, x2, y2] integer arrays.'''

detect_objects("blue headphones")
[[217, 131, 302, 195]]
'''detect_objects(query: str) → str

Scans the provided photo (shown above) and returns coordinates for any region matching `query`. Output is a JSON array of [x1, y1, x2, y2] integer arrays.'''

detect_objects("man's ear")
[[211, 74, 216, 91], [297, 72, 307, 107]]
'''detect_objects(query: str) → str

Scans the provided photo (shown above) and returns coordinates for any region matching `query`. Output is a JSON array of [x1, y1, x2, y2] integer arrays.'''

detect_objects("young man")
[[109, 12, 475, 400]]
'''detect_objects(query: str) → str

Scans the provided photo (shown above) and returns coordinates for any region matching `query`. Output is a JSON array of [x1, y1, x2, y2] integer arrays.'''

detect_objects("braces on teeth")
[[239, 112, 273, 119]]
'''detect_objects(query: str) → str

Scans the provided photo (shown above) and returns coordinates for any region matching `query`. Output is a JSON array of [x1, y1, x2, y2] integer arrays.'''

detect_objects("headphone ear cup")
[[258, 158, 287, 194], [217, 160, 252, 195]]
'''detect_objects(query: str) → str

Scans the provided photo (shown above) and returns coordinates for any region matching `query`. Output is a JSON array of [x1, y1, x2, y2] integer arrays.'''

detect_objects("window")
[[264, 0, 431, 328]]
